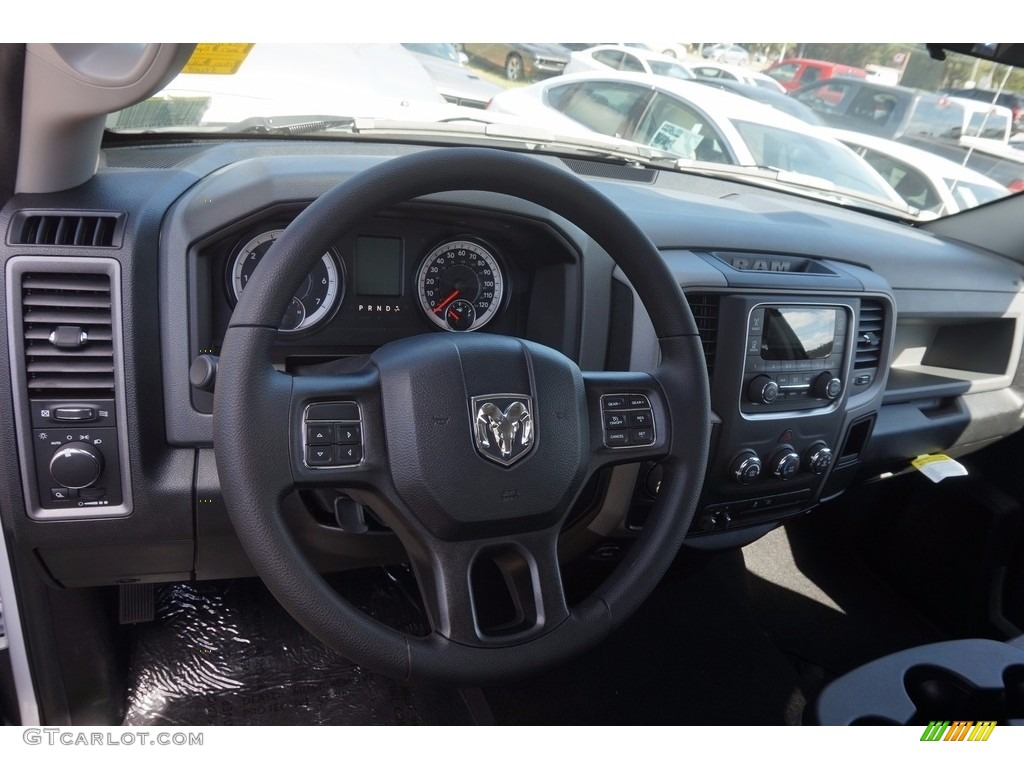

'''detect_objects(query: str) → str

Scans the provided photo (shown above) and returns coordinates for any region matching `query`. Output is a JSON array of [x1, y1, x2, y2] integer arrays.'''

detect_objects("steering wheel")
[[214, 147, 710, 685]]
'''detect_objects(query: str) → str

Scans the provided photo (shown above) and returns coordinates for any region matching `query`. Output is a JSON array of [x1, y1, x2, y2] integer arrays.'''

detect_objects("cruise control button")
[[631, 427, 655, 445], [604, 412, 629, 429], [605, 430, 630, 447], [628, 410, 653, 427]]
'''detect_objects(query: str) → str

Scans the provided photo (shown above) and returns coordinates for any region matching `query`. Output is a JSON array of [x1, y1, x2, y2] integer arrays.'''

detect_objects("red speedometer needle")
[[433, 289, 460, 314]]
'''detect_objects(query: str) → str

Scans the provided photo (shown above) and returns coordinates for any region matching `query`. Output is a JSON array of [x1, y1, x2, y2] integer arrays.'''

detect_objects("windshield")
[[108, 42, 1024, 220]]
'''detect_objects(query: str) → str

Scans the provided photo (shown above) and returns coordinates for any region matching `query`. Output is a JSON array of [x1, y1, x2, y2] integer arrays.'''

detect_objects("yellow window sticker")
[[181, 44, 255, 76]]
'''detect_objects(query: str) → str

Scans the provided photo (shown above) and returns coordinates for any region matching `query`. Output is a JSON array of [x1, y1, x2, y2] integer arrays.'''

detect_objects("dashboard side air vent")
[[686, 293, 720, 378], [855, 299, 885, 370], [10, 212, 124, 247], [20, 272, 114, 397]]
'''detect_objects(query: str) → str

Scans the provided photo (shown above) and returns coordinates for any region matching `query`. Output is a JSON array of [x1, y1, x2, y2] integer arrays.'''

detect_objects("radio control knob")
[[768, 446, 800, 479], [813, 372, 842, 400], [49, 441, 104, 489], [747, 375, 780, 404], [805, 443, 834, 475], [730, 451, 762, 485]]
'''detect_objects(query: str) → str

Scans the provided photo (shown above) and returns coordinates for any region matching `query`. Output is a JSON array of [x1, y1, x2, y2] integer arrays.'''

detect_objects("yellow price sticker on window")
[[181, 44, 255, 76]]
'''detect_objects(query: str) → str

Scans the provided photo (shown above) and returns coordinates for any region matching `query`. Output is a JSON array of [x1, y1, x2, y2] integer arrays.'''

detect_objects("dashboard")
[[3, 139, 1024, 588]]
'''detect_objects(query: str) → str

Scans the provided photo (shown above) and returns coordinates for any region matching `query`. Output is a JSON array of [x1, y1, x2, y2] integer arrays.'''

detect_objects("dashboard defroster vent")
[[855, 300, 885, 370], [10, 212, 123, 247], [20, 273, 115, 397], [686, 293, 720, 377]]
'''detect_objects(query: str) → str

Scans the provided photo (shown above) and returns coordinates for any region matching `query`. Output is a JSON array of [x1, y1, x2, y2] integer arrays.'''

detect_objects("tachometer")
[[417, 239, 504, 332], [229, 229, 342, 333]]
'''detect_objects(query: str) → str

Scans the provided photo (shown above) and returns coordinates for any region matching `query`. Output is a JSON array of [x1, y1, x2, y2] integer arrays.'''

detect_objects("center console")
[[650, 251, 895, 541]]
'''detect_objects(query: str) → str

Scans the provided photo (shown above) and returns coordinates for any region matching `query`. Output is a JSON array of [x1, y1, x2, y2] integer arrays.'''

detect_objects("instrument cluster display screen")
[[761, 307, 837, 360]]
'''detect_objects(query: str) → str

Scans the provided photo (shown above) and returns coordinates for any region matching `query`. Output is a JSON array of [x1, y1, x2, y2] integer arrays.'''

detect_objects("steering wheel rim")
[[214, 147, 711, 684]]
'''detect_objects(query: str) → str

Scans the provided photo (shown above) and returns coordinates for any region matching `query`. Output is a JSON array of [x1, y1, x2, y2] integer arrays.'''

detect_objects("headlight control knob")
[[49, 441, 104, 489]]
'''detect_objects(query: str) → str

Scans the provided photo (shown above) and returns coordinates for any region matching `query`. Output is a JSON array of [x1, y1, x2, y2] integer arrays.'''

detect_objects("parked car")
[[829, 127, 1010, 214], [692, 77, 824, 125], [5, 40, 1024, 746], [565, 45, 694, 81], [460, 43, 571, 82], [765, 58, 868, 92], [791, 77, 965, 140], [401, 43, 502, 110], [690, 62, 786, 93], [793, 78, 1024, 190], [702, 44, 750, 65], [942, 86, 1024, 131], [945, 95, 1013, 141], [487, 72, 906, 209]]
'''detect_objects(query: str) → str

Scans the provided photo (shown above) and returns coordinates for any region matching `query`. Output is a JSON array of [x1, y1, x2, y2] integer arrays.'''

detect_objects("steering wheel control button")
[[336, 425, 361, 444], [306, 446, 335, 466], [336, 445, 362, 465], [302, 401, 363, 469], [605, 430, 630, 446], [306, 425, 333, 444], [628, 410, 653, 428], [604, 412, 628, 429], [601, 393, 657, 448]]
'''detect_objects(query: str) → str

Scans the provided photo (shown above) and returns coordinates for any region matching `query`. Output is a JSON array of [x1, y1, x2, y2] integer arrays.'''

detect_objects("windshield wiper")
[[220, 115, 356, 135]]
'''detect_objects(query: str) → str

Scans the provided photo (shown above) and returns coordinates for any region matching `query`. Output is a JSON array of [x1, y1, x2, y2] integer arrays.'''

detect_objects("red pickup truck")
[[764, 58, 867, 92]]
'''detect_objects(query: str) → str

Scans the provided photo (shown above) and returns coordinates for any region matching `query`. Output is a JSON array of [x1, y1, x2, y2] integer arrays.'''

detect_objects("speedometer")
[[417, 239, 504, 332], [229, 229, 342, 333]]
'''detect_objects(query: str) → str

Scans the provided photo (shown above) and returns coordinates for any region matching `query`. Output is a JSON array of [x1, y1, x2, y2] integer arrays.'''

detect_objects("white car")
[[702, 43, 750, 65], [487, 71, 907, 210], [690, 62, 786, 93], [565, 45, 694, 81], [830, 127, 1011, 214]]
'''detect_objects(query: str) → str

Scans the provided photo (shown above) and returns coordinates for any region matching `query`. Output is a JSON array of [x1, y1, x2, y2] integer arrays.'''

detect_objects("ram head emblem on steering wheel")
[[473, 396, 534, 466]]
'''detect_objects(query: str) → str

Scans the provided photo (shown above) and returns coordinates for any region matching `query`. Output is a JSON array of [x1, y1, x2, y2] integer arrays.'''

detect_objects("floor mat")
[[123, 574, 476, 726]]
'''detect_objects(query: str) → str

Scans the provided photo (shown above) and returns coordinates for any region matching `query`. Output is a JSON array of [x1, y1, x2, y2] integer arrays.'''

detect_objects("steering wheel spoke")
[[402, 524, 570, 647], [583, 370, 672, 469]]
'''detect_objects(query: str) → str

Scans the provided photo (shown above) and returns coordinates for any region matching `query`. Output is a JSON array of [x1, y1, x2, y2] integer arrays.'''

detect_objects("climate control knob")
[[813, 371, 842, 400], [49, 441, 104, 489], [805, 443, 834, 475], [768, 445, 801, 479], [747, 375, 780, 404], [730, 450, 763, 485]]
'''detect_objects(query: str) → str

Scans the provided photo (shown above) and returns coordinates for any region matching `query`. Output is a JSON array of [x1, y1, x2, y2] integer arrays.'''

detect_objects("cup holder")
[[806, 638, 1024, 725], [903, 664, 1023, 724]]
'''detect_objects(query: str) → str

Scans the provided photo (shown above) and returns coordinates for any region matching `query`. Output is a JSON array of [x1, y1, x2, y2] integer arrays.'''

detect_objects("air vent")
[[20, 273, 114, 397], [855, 299, 885, 370], [686, 293, 720, 377], [10, 212, 122, 247]]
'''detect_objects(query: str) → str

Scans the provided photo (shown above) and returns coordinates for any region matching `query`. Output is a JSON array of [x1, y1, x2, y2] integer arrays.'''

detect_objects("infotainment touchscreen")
[[761, 307, 837, 360]]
